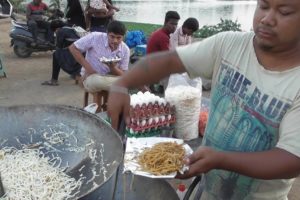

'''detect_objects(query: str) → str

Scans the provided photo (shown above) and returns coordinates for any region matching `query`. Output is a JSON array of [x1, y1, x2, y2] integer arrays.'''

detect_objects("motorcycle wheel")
[[13, 45, 32, 58]]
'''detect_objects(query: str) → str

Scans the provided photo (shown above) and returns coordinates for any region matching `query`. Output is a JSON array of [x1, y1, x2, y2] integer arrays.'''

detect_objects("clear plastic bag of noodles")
[[165, 73, 202, 140]]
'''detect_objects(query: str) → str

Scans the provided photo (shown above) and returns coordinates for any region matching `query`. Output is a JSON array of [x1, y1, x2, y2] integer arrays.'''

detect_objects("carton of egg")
[[127, 91, 176, 135]]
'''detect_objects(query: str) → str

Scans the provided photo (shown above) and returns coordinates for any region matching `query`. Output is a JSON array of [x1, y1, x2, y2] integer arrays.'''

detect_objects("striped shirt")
[[74, 32, 130, 75]]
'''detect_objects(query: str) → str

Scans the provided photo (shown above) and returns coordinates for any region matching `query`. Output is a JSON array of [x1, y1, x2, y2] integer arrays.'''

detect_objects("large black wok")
[[0, 105, 123, 199]]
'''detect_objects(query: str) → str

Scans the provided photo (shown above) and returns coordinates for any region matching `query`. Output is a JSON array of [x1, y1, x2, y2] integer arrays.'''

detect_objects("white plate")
[[98, 57, 121, 64], [123, 137, 193, 178]]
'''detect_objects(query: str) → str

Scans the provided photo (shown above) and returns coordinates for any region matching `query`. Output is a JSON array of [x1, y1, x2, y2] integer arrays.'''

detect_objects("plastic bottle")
[[176, 184, 187, 200]]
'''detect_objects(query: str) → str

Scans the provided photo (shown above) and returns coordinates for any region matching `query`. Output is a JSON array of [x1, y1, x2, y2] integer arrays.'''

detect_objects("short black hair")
[[183, 18, 199, 32], [164, 11, 180, 24], [107, 20, 127, 36]]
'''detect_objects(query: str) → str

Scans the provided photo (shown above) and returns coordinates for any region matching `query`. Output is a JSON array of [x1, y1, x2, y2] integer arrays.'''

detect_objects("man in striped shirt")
[[69, 20, 130, 93]]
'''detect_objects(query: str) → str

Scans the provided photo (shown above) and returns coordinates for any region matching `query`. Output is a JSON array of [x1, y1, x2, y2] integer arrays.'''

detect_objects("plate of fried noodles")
[[124, 137, 193, 178]]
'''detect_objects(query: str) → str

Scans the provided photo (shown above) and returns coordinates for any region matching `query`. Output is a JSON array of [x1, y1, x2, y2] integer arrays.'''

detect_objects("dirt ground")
[[0, 18, 83, 107], [0, 18, 300, 199]]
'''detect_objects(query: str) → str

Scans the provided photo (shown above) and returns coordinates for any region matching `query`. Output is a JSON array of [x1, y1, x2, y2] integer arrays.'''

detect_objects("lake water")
[[29, 0, 257, 31], [113, 0, 257, 31]]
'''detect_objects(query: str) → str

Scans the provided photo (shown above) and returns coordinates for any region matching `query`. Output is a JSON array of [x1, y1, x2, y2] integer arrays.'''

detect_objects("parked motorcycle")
[[9, 9, 64, 58]]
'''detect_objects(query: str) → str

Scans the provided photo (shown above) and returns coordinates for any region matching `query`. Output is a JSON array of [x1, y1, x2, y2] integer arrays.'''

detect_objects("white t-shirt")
[[176, 31, 300, 200]]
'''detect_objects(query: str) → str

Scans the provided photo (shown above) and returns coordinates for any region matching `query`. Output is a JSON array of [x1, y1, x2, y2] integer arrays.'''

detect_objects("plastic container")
[[134, 44, 147, 56], [176, 184, 187, 200], [165, 73, 202, 140]]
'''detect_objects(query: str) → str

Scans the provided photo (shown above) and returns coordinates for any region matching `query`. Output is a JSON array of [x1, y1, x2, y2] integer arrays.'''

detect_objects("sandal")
[[41, 80, 59, 86]]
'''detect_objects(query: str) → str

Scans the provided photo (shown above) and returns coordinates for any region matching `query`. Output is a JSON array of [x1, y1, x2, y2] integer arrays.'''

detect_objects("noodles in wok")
[[0, 148, 82, 200]]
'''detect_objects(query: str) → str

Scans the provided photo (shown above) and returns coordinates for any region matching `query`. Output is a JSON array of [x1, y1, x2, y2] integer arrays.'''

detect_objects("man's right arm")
[[68, 44, 96, 76], [116, 50, 185, 91]]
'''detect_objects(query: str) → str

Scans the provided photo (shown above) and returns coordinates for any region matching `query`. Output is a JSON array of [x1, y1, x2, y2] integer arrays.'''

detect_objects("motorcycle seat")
[[14, 21, 27, 26], [12, 20, 48, 33]]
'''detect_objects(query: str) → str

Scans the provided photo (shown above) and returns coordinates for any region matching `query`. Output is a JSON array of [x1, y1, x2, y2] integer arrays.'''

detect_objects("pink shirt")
[[169, 27, 192, 50], [74, 32, 130, 75]]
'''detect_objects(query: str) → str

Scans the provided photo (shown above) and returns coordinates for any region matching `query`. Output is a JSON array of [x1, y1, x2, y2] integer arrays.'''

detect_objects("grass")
[[122, 21, 162, 38]]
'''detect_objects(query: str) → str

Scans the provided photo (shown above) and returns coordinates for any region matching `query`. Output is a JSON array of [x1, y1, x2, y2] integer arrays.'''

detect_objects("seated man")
[[69, 20, 130, 93], [146, 10, 180, 54], [26, 0, 52, 45], [146, 10, 180, 93], [169, 17, 199, 50]]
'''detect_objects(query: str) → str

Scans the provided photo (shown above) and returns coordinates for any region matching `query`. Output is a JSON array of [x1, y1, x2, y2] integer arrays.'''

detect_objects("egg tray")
[[125, 126, 175, 138], [129, 104, 175, 119], [127, 115, 176, 132]]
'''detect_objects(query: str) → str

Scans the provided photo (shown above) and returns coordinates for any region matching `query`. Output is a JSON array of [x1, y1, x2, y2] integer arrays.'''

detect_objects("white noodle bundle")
[[0, 148, 82, 200], [165, 85, 201, 140]]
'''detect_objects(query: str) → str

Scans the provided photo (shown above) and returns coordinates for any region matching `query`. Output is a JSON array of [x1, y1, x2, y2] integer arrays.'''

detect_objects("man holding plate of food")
[[69, 20, 130, 93]]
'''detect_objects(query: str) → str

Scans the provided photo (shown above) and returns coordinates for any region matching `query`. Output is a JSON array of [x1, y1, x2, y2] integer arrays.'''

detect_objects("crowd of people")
[[26, 0, 300, 199], [37, 0, 199, 96]]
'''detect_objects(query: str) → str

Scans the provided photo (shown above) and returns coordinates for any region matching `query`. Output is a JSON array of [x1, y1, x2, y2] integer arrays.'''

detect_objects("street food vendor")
[[107, 0, 300, 199]]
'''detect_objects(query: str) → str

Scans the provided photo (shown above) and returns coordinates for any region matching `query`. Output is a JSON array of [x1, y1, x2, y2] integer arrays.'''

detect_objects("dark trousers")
[[27, 19, 53, 42], [52, 48, 81, 81], [90, 25, 107, 33]]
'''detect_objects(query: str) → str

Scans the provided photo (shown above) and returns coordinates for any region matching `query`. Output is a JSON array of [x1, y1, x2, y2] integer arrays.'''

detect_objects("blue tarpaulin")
[[125, 30, 147, 49]]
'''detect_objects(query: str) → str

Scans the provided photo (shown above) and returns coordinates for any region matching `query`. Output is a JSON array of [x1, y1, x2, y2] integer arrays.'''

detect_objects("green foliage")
[[9, 0, 25, 13], [123, 19, 241, 40], [9, 0, 24, 7], [194, 18, 242, 38]]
